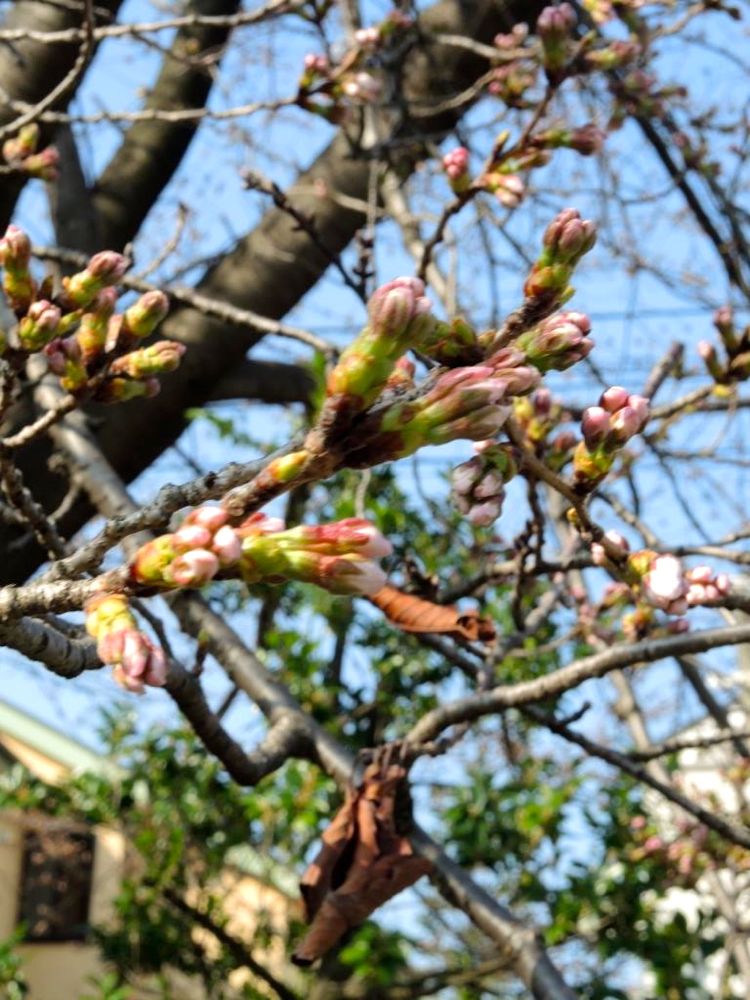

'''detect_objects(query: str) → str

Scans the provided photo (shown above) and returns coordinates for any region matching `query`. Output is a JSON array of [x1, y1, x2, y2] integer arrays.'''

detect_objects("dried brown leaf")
[[369, 584, 496, 643]]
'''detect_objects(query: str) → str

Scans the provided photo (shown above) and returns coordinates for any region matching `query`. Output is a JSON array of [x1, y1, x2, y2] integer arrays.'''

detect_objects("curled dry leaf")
[[292, 758, 432, 966], [369, 584, 496, 643]]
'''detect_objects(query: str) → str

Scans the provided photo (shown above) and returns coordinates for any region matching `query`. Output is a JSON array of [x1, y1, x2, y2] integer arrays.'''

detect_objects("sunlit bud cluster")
[[639, 554, 688, 615], [479, 172, 525, 209], [62, 251, 130, 309], [85, 593, 167, 694], [524, 208, 596, 305], [2, 123, 60, 181], [684, 565, 730, 606], [44, 336, 87, 392], [517, 310, 593, 372], [697, 307, 750, 385], [17, 299, 61, 351], [347, 351, 538, 466], [536, 3, 576, 83], [574, 387, 648, 488], [239, 515, 390, 596], [0, 225, 34, 313], [442, 146, 471, 192], [110, 340, 186, 379], [121, 290, 170, 342], [451, 442, 517, 526], [130, 505, 242, 589], [326, 277, 436, 411]]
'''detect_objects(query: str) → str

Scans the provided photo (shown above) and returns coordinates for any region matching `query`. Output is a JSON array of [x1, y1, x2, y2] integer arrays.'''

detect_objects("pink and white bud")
[[642, 554, 688, 612], [367, 276, 432, 338], [600, 386, 629, 413], [169, 548, 220, 587], [187, 505, 229, 532], [323, 555, 387, 596], [0, 224, 31, 266], [173, 524, 213, 550], [442, 146, 470, 183], [238, 512, 287, 537], [212, 525, 242, 565], [581, 405, 610, 449], [341, 71, 382, 103]]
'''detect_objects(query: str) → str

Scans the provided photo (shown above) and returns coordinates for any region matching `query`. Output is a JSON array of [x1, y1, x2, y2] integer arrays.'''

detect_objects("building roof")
[[0, 698, 118, 779]]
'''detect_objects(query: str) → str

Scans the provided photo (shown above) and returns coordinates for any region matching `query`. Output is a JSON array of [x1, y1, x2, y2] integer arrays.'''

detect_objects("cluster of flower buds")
[[442, 147, 471, 193], [298, 48, 382, 121], [629, 815, 714, 881], [516, 310, 593, 372], [698, 306, 750, 386], [523, 208, 597, 306], [582, 38, 640, 73], [2, 124, 59, 182], [533, 124, 606, 157], [536, 3, 576, 84], [238, 514, 390, 596], [511, 389, 576, 469], [129, 506, 392, 598], [573, 386, 648, 489], [0, 225, 181, 402], [418, 314, 483, 367], [488, 63, 538, 108], [353, 11, 413, 51], [85, 593, 167, 694], [478, 171, 525, 209], [130, 505, 242, 589], [451, 442, 517, 526], [326, 277, 436, 413], [347, 349, 538, 467]]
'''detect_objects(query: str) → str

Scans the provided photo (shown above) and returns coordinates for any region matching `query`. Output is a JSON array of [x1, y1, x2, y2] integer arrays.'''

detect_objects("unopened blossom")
[[536, 3, 576, 82], [63, 250, 130, 308], [2, 124, 40, 162], [0, 225, 34, 312], [574, 388, 649, 488], [16, 299, 61, 351], [110, 340, 186, 378], [641, 554, 689, 615], [326, 276, 436, 410], [169, 548, 221, 587], [698, 340, 726, 383], [685, 565, 730, 606], [94, 375, 160, 404], [713, 305, 738, 353], [443, 146, 470, 192], [121, 290, 170, 341], [517, 310, 593, 372], [44, 336, 87, 392], [524, 208, 596, 303], [22, 146, 60, 182], [451, 443, 517, 526], [583, 39, 640, 72], [480, 172, 525, 209], [239, 517, 390, 596], [85, 593, 167, 694]]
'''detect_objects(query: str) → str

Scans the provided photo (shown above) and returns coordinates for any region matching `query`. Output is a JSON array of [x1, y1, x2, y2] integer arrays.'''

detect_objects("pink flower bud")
[[17, 299, 61, 351], [212, 525, 242, 565], [187, 505, 229, 532], [341, 71, 382, 103], [87, 250, 130, 284], [173, 524, 213, 550], [643, 835, 664, 853], [367, 276, 432, 338], [600, 385, 629, 412], [686, 565, 713, 584], [581, 405, 610, 449], [543, 208, 597, 263], [169, 548, 220, 587], [237, 512, 286, 537], [0, 224, 31, 266], [642, 554, 688, 611], [442, 146, 470, 183], [322, 555, 387, 596]]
